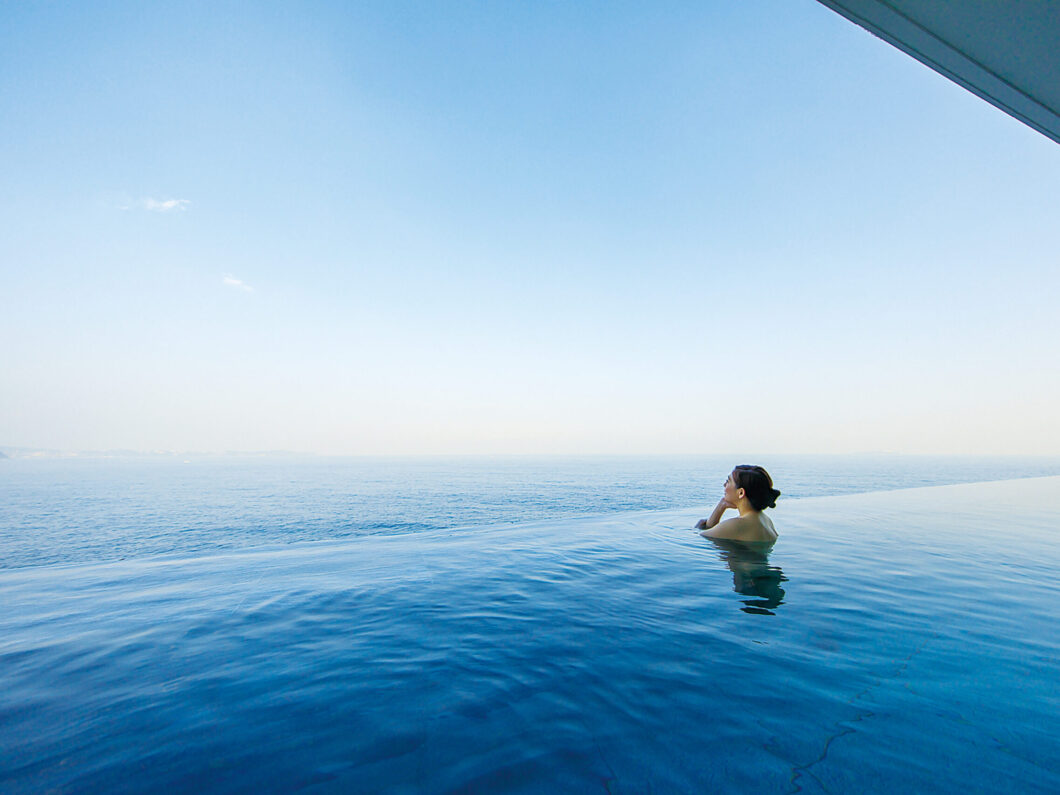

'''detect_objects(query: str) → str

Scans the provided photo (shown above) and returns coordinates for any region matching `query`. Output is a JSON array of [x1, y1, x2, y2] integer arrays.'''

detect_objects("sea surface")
[[3, 454, 1060, 569], [2, 457, 1059, 792]]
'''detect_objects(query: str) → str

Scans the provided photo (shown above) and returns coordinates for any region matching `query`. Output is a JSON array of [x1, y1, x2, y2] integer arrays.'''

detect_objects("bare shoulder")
[[700, 517, 745, 540], [759, 514, 778, 541], [702, 514, 777, 542]]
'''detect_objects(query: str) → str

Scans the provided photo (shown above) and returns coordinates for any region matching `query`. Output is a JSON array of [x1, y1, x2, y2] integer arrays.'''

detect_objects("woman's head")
[[727, 465, 780, 511]]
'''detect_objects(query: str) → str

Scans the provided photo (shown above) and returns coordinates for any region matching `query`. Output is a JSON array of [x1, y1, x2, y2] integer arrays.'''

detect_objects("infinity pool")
[[2, 477, 1058, 792]]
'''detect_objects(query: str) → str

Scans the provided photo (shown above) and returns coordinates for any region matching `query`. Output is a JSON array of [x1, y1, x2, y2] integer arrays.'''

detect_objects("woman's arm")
[[696, 499, 735, 531]]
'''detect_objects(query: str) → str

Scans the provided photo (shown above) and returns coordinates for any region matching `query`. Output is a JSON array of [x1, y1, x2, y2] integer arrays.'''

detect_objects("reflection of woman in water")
[[710, 538, 787, 614], [696, 465, 780, 542]]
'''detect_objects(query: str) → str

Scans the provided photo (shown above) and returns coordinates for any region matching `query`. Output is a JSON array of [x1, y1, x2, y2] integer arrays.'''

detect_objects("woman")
[[696, 465, 780, 542]]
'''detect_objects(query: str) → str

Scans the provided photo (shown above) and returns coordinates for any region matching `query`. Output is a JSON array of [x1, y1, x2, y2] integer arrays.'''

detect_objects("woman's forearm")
[[698, 500, 730, 530]]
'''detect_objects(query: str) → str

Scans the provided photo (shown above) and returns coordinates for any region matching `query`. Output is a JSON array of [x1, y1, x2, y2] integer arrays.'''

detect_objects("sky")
[[2, 0, 1059, 456]]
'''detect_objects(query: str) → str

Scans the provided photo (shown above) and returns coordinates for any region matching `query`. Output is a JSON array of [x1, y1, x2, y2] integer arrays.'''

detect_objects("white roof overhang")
[[816, 0, 1060, 144]]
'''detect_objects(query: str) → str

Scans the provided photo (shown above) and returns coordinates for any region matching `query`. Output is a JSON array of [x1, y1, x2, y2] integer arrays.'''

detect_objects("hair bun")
[[732, 465, 779, 511]]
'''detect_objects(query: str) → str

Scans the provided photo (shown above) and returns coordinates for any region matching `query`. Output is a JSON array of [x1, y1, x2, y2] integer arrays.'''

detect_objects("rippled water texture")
[[2, 477, 1058, 792]]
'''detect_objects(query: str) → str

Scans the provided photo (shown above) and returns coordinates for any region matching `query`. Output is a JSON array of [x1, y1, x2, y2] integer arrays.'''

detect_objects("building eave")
[[817, 0, 1060, 145]]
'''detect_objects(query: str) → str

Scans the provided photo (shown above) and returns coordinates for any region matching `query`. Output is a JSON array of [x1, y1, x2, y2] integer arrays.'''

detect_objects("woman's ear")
[[736, 488, 746, 500]]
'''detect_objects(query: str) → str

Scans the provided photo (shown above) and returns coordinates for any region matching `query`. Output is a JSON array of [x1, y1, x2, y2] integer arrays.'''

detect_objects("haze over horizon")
[[3, 1, 1059, 457]]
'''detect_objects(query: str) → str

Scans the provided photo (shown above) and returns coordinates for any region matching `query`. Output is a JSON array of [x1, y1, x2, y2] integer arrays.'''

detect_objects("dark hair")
[[732, 465, 780, 511]]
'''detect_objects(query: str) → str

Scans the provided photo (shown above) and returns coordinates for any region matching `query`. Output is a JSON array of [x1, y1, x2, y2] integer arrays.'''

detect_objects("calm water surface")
[[4, 454, 1060, 568], [1, 461, 1058, 792]]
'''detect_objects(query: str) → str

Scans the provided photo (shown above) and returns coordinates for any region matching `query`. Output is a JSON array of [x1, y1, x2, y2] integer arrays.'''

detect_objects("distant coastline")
[[0, 447, 311, 460], [3, 448, 1060, 461]]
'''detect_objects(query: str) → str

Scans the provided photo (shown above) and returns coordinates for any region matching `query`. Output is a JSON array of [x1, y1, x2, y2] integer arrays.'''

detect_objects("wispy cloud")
[[116, 196, 191, 212], [143, 198, 191, 212], [223, 275, 254, 292]]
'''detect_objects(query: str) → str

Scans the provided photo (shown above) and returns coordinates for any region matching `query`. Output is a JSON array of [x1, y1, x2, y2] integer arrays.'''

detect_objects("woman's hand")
[[717, 498, 736, 511]]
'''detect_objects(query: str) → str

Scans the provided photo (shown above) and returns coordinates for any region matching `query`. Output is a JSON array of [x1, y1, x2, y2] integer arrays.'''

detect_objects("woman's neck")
[[736, 500, 758, 518]]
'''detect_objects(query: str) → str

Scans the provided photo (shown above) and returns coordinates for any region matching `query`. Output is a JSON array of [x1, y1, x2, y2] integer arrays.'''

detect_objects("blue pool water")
[[1, 459, 1059, 792]]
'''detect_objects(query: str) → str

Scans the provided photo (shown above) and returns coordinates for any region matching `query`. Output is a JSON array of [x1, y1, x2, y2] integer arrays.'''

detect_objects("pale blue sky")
[[2, 0, 1058, 455]]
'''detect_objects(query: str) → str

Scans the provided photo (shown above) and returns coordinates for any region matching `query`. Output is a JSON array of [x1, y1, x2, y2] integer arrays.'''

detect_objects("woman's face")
[[724, 471, 741, 503]]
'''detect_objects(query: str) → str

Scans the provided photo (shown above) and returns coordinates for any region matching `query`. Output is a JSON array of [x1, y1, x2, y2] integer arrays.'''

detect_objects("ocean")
[[4, 454, 1060, 569], [2, 456, 1059, 792]]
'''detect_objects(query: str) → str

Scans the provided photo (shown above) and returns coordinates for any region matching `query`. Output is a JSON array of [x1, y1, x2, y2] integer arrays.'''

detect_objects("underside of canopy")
[[816, 0, 1060, 144]]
